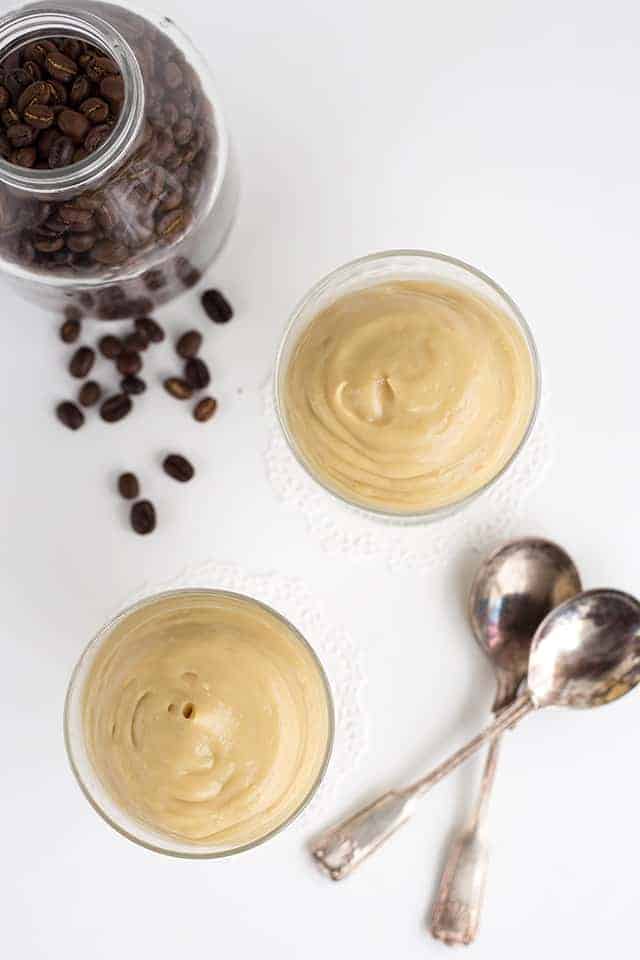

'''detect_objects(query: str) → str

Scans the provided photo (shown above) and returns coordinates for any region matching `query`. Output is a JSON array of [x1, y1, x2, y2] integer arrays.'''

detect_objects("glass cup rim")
[[275, 248, 542, 524], [64, 587, 335, 859]]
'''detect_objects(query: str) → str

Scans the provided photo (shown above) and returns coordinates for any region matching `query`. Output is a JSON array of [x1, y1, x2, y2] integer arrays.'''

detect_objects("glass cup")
[[275, 249, 541, 523], [65, 589, 335, 858]]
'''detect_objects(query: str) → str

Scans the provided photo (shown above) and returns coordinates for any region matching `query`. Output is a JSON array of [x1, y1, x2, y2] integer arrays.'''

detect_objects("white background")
[[2, 0, 640, 956]]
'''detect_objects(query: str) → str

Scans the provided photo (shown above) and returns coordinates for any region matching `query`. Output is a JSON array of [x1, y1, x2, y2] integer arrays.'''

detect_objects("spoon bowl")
[[528, 589, 640, 708]]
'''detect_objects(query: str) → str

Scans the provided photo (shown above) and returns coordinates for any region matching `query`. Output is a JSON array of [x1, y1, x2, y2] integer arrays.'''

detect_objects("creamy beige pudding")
[[282, 279, 536, 514], [82, 591, 332, 848]]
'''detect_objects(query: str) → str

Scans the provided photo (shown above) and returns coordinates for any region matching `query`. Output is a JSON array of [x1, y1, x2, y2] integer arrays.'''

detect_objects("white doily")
[[264, 382, 553, 571], [115, 560, 367, 819]]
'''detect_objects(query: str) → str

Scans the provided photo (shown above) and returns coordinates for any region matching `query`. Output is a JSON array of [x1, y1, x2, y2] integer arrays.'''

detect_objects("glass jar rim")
[[275, 248, 542, 524], [0, 7, 144, 196], [64, 587, 336, 859]]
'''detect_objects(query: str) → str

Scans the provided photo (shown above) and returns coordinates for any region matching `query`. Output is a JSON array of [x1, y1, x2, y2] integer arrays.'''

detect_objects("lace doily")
[[264, 382, 553, 571], [116, 560, 367, 819]]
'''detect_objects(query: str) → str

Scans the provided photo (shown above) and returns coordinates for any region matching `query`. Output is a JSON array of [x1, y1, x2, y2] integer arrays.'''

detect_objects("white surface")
[[1, 0, 639, 956]]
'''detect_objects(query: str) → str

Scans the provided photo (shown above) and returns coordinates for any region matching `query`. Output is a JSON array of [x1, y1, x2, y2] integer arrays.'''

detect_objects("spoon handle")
[[430, 736, 501, 945], [311, 694, 534, 881]]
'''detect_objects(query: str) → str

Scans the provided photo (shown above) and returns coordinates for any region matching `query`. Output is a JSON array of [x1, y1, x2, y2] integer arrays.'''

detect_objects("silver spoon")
[[430, 537, 582, 946], [312, 589, 640, 881]]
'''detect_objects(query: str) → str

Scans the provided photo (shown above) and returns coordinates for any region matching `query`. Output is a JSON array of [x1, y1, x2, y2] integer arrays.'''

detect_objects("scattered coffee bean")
[[78, 379, 101, 406], [135, 316, 165, 342], [142, 269, 166, 292], [123, 329, 148, 352], [194, 396, 217, 422], [100, 392, 132, 422], [163, 453, 195, 482], [98, 334, 122, 359], [69, 345, 95, 378], [118, 472, 139, 499], [121, 375, 146, 395], [59, 316, 80, 343], [116, 350, 142, 376], [163, 376, 193, 400], [201, 289, 233, 324], [176, 329, 201, 358], [130, 499, 156, 534], [184, 356, 210, 389], [56, 400, 84, 430], [176, 256, 201, 288]]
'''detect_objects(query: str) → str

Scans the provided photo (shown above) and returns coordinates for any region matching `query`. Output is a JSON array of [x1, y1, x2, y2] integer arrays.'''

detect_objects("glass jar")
[[0, 1, 238, 318]]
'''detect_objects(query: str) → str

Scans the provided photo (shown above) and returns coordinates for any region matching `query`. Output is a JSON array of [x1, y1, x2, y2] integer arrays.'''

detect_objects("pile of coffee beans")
[[0, 7, 215, 297], [56, 287, 231, 534]]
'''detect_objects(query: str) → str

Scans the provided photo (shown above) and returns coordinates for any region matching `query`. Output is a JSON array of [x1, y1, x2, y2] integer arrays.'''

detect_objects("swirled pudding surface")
[[83, 592, 331, 847], [283, 280, 536, 513]]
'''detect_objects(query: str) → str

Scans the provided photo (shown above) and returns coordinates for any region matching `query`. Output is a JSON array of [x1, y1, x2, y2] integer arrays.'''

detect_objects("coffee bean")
[[121, 374, 146, 395], [78, 379, 101, 406], [98, 334, 122, 359], [117, 350, 142, 376], [84, 122, 112, 152], [184, 356, 210, 389], [61, 38, 83, 61], [156, 208, 188, 241], [69, 345, 95, 378], [5, 68, 30, 100], [176, 329, 201, 359], [173, 118, 193, 146], [45, 79, 67, 105], [130, 499, 156, 534], [163, 453, 195, 482], [23, 60, 43, 83], [85, 55, 118, 83], [69, 75, 90, 105], [92, 240, 128, 266], [17, 80, 51, 113], [45, 51, 78, 83], [34, 234, 64, 252], [201, 289, 233, 323], [13, 145, 36, 167], [60, 316, 81, 343], [24, 40, 57, 67], [142, 269, 166, 292], [135, 316, 165, 342], [1, 106, 19, 127], [23, 102, 54, 129], [118, 472, 139, 499], [67, 232, 96, 253], [0, 85, 9, 110], [164, 377, 193, 400], [57, 108, 89, 142], [100, 75, 124, 103], [59, 204, 94, 230], [56, 400, 84, 430], [48, 135, 74, 168], [37, 126, 60, 158], [79, 96, 109, 123], [194, 396, 217, 422], [123, 330, 148, 352], [7, 123, 35, 146], [100, 393, 132, 422], [164, 62, 183, 90], [176, 256, 201, 288]]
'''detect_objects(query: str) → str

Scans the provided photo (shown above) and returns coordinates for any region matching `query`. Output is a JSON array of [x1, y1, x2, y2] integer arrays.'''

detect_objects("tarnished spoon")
[[312, 589, 640, 881], [431, 537, 582, 946]]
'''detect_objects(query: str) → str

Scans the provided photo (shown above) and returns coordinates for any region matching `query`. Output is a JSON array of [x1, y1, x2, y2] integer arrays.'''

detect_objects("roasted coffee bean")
[[37, 126, 60, 158], [142, 269, 167, 292], [24, 40, 57, 67], [67, 232, 96, 253], [164, 62, 183, 90], [61, 38, 82, 60], [34, 234, 64, 252], [201, 289, 234, 323], [0, 86, 9, 110], [5, 68, 30, 100], [40, 214, 68, 235], [193, 396, 217, 422], [157, 208, 189, 241], [91, 240, 128, 266], [123, 330, 148, 352], [176, 256, 201, 288], [130, 499, 156, 535], [176, 329, 202, 359], [23, 60, 42, 83], [84, 122, 112, 152], [69, 75, 90, 105], [173, 117, 193, 146], [163, 453, 195, 482], [17, 80, 51, 113], [100, 74, 124, 103], [184, 356, 210, 389], [45, 79, 68, 105], [118, 472, 139, 499], [60, 316, 81, 343], [135, 316, 165, 342], [121, 374, 146, 395], [56, 400, 84, 430], [98, 334, 122, 359], [116, 350, 142, 376], [85, 55, 119, 82], [164, 376, 192, 400], [100, 392, 132, 422], [7, 123, 35, 146], [23, 102, 54, 129], [59, 205, 94, 230], [129, 297, 153, 317], [79, 96, 109, 123], [69, 345, 95, 378], [48, 135, 74, 168], [1, 107, 19, 127], [57, 108, 89, 142], [78, 379, 101, 407], [157, 181, 183, 213], [45, 51, 78, 83], [13, 145, 36, 167]]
